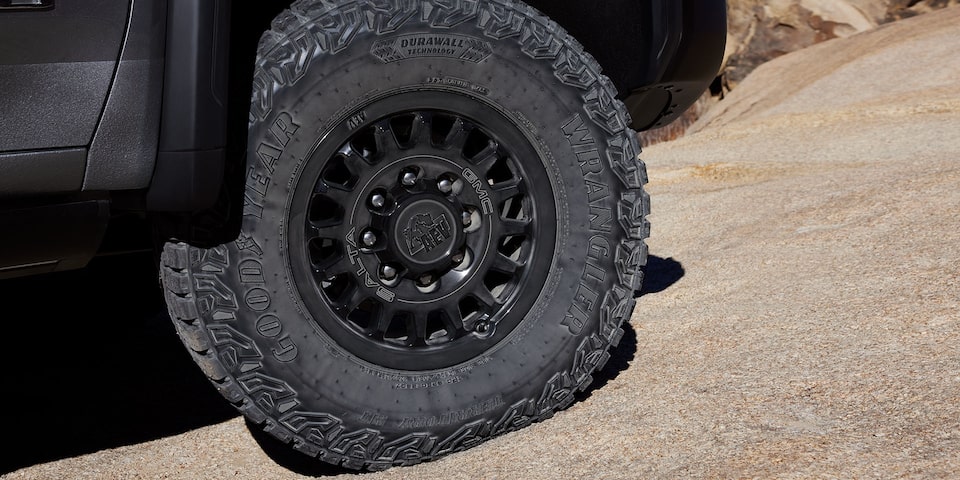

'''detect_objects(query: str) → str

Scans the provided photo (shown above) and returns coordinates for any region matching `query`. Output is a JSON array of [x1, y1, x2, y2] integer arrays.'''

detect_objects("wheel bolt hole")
[[452, 248, 472, 271], [463, 208, 482, 233], [416, 273, 439, 293]]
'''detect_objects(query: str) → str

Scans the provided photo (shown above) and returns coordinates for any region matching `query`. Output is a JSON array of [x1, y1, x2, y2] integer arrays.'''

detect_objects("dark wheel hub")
[[392, 197, 460, 270], [291, 91, 556, 370], [362, 160, 470, 281]]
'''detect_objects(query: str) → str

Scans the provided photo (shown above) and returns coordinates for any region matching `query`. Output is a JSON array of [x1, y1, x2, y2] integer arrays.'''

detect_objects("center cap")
[[393, 198, 459, 266]]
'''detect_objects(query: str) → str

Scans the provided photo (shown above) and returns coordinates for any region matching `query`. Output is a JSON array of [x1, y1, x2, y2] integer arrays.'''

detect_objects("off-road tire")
[[160, 0, 649, 470]]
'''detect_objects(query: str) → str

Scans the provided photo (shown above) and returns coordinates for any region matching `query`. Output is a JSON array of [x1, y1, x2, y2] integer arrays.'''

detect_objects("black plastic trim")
[[156, 0, 229, 151], [0, 197, 109, 280], [0, 0, 127, 152], [148, 0, 230, 211], [145, 149, 224, 211], [84, 0, 167, 191], [623, 0, 728, 130], [525, 0, 726, 131], [0, 61, 117, 152], [0, 148, 86, 195]]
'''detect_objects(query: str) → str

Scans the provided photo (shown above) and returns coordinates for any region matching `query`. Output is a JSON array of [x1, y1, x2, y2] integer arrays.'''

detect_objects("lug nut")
[[417, 273, 434, 286], [370, 192, 386, 209], [475, 320, 490, 334], [361, 230, 378, 247], [380, 264, 397, 281], [438, 178, 453, 194], [461, 210, 473, 227], [451, 251, 465, 265], [401, 170, 418, 186]]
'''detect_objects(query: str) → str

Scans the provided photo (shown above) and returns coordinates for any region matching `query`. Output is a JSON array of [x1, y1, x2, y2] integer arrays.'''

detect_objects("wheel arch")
[[148, 1, 287, 246], [146, 1, 287, 214]]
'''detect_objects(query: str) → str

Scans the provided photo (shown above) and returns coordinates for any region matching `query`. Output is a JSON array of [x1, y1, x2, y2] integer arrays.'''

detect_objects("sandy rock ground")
[[4, 6, 959, 480], [720, 0, 959, 87]]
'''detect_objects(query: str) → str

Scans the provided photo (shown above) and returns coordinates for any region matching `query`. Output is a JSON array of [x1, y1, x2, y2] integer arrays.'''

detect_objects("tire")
[[160, 0, 649, 470]]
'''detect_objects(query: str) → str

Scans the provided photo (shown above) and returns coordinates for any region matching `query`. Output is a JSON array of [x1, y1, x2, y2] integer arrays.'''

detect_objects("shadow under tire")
[[160, 0, 649, 470]]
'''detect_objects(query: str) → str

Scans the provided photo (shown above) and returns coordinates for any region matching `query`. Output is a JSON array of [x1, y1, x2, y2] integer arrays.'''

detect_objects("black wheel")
[[161, 0, 648, 470]]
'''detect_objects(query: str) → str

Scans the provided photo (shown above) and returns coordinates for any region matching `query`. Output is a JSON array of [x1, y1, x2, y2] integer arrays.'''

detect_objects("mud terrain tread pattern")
[[162, 0, 649, 470]]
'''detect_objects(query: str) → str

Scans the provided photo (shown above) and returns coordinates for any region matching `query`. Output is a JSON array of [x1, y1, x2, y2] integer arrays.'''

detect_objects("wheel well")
[[153, 3, 288, 247], [225, 2, 291, 182]]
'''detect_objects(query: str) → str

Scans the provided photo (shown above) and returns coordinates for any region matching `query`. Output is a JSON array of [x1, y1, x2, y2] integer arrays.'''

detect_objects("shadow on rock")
[[576, 324, 638, 403], [579, 255, 684, 400], [637, 255, 685, 297], [0, 253, 237, 475]]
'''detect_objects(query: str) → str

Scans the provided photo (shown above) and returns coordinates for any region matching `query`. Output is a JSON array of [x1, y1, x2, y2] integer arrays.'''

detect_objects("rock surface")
[[4, 6, 960, 480], [641, 0, 957, 146], [723, 0, 958, 88]]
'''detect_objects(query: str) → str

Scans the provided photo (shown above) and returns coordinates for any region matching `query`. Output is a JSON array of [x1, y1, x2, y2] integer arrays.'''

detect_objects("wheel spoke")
[[499, 217, 531, 236], [441, 306, 465, 335], [473, 288, 500, 312], [314, 255, 352, 280], [361, 305, 385, 337], [370, 309, 393, 340], [312, 181, 351, 201], [373, 123, 398, 156], [490, 253, 522, 274], [470, 140, 500, 173], [407, 113, 430, 147], [412, 312, 429, 346], [307, 220, 340, 238], [489, 178, 521, 203], [339, 144, 366, 167], [340, 287, 366, 312], [441, 117, 470, 149]]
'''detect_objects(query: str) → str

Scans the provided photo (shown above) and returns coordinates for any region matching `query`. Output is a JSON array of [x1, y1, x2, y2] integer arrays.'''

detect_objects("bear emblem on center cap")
[[403, 213, 452, 256]]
